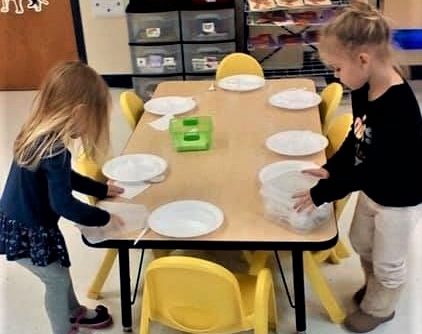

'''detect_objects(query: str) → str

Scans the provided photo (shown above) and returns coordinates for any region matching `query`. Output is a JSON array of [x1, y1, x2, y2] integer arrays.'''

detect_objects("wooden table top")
[[111, 78, 337, 250]]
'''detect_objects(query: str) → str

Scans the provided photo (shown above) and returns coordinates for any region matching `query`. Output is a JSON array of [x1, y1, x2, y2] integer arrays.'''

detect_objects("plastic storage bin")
[[181, 9, 235, 42], [132, 76, 183, 101], [169, 116, 213, 151], [127, 12, 180, 43], [131, 45, 183, 75], [393, 29, 422, 50], [183, 42, 236, 73]]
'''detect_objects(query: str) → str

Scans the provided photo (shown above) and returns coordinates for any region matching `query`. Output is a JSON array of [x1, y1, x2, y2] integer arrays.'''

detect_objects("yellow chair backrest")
[[140, 256, 277, 334], [75, 152, 106, 205], [120, 90, 144, 130], [320, 83, 343, 131], [215, 53, 264, 81], [324, 113, 354, 221], [324, 113, 353, 159]]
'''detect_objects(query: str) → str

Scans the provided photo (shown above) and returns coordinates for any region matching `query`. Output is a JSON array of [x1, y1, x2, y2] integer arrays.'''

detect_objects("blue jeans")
[[17, 259, 81, 334]]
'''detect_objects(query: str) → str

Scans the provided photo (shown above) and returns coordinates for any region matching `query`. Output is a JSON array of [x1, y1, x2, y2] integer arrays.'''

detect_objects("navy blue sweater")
[[0, 149, 110, 228], [311, 81, 422, 207]]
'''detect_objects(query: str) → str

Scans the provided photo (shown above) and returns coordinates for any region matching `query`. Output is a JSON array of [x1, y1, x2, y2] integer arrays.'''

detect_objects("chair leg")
[[332, 239, 351, 259], [243, 251, 271, 275], [87, 249, 118, 300], [140, 286, 150, 334], [303, 251, 346, 324]]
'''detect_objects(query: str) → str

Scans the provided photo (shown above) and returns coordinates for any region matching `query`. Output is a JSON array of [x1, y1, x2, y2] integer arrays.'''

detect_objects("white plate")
[[144, 96, 196, 116], [102, 154, 167, 183], [269, 89, 321, 110], [217, 74, 266, 92], [148, 200, 224, 238], [259, 160, 320, 184], [266, 130, 328, 156]]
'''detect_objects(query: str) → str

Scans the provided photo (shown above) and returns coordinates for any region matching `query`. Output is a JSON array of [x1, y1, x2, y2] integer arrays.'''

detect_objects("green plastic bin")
[[169, 116, 213, 151]]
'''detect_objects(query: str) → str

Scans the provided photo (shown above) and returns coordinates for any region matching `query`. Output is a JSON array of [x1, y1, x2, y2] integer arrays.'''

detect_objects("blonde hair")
[[14, 61, 111, 169], [320, 1, 392, 59]]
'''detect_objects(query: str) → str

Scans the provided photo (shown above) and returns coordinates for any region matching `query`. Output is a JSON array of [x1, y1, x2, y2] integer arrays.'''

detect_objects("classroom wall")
[[78, 0, 132, 74]]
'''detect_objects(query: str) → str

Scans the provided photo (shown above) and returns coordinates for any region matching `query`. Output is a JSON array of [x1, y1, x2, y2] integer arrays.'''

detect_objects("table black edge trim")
[[82, 233, 339, 251]]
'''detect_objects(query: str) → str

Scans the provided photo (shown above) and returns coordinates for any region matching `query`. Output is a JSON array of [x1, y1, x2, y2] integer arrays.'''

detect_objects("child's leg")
[[359, 203, 421, 316], [16, 258, 78, 334], [349, 192, 376, 278], [345, 200, 421, 332]]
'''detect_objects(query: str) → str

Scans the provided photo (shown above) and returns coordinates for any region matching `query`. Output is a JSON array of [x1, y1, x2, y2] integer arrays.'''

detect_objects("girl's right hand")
[[302, 168, 329, 179]]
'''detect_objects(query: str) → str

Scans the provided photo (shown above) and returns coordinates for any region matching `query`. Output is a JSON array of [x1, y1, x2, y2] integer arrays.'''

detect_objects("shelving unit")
[[126, 1, 183, 101], [125, 0, 237, 99], [181, 0, 237, 81], [243, 0, 352, 78]]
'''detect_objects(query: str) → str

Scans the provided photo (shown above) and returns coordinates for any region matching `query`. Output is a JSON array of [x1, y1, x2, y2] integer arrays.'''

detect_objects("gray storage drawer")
[[183, 42, 235, 73], [181, 9, 235, 42], [127, 12, 180, 43], [130, 44, 183, 75], [132, 76, 183, 101]]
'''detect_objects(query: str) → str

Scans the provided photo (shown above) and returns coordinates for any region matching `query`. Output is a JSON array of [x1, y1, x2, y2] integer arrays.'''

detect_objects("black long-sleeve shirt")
[[311, 81, 422, 207], [0, 149, 110, 228]]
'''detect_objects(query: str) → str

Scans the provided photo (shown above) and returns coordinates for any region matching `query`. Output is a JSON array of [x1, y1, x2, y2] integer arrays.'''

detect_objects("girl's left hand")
[[106, 180, 124, 197], [292, 190, 316, 213]]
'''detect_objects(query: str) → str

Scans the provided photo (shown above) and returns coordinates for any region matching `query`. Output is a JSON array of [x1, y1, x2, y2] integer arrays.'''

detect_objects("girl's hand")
[[301, 168, 329, 179], [106, 180, 124, 197], [292, 190, 316, 213]]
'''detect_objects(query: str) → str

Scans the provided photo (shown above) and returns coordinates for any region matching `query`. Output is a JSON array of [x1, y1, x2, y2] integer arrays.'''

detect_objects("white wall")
[[79, 0, 132, 74]]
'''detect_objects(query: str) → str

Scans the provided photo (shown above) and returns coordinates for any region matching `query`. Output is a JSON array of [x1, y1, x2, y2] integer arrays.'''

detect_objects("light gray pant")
[[349, 192, 422, 288], [17, 259, 81, 334]]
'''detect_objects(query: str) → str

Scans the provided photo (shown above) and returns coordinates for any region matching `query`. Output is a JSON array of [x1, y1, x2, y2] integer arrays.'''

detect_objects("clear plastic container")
[[259, 171, 332, 233]]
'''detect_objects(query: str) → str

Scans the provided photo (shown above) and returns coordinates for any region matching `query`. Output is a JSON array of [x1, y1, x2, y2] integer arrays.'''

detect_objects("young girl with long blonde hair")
[[294, 2, 422, 332], [0, 61, 124, 334]]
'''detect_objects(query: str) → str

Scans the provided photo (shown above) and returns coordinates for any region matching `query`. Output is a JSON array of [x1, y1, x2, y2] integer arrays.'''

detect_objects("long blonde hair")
[[14, 61, 111, 169], [320, 1, 392, 59]]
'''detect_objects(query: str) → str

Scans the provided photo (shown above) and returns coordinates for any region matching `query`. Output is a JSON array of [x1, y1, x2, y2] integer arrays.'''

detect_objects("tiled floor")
[[0, 84, 422, 334]]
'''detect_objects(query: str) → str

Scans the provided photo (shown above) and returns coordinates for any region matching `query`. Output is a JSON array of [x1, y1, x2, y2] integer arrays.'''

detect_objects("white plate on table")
[[269, 88, 321, 110], [266, 130, 328, 156], [102, 154, 167, 183], [217, 74, 265, 92], [148, 200, 224, 238], [259, 160, 320, 184], [144, 96, 196, 116]]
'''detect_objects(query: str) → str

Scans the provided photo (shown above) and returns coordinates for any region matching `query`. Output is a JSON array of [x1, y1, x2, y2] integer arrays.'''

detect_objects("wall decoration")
[[1, 0, 24, 14], [27, 0, 49, 12], [0, 0, 49, 14]]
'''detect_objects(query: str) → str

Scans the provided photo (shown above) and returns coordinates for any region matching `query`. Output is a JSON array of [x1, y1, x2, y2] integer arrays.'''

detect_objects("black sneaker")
[[70, 305, 113, 329]]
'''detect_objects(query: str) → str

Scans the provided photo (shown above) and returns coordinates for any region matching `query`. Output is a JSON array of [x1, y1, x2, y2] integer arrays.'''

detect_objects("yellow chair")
[[215, 52, 264, 81], [120, 90, 144, 130], [139, 256, 278, 334], [319, 82, 343, 133], [75, 153, 119, 300], [76, 151, 170, 299], [314, 112, 354, 264], [324, 112, 353, 159]]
